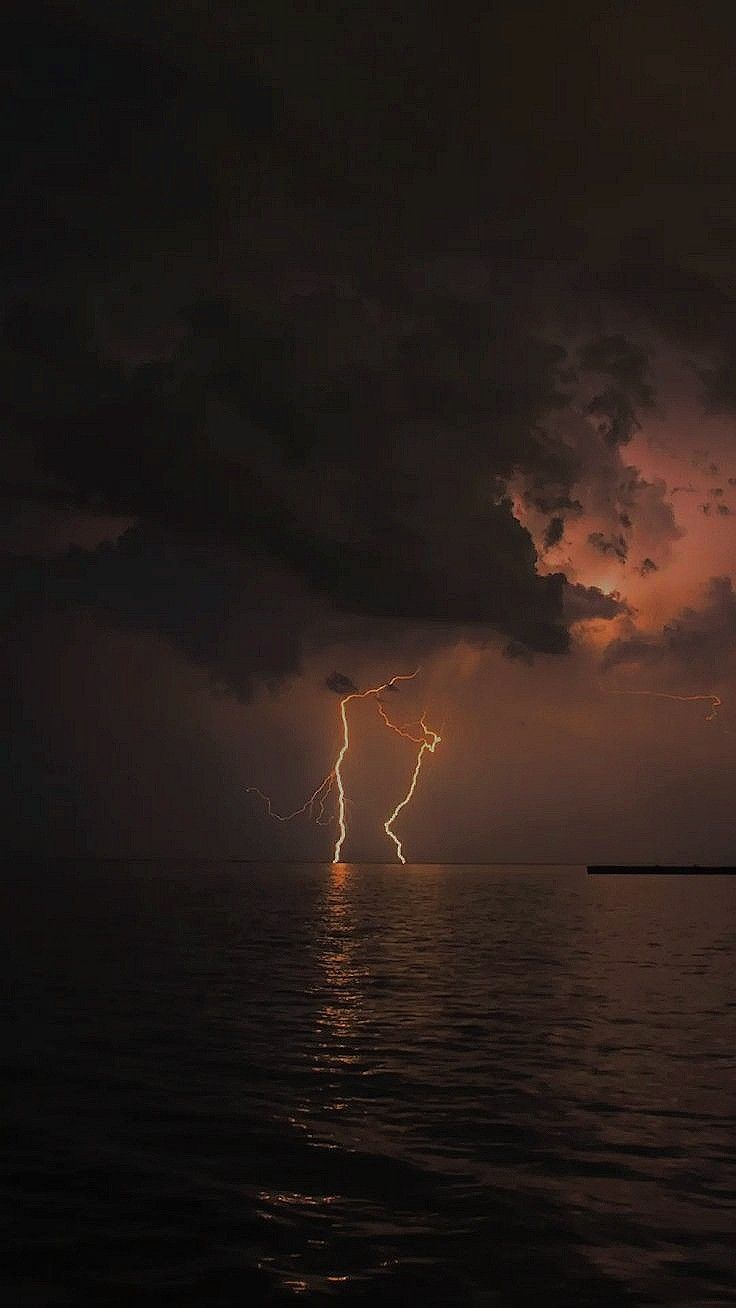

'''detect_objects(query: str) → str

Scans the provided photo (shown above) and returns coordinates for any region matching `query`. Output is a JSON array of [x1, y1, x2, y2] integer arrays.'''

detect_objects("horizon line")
[[6, 855, 588, 866], [6, 856, 732, 869]]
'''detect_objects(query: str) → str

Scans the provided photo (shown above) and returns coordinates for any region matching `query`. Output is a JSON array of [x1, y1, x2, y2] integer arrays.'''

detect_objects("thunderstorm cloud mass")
[[3, 1, 736, 863]]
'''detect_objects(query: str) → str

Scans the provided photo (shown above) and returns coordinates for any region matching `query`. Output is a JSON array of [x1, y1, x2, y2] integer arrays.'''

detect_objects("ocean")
[[2, 862, 735, 1305]]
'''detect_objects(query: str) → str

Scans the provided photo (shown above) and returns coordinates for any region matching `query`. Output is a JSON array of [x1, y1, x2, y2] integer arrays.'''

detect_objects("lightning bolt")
[[382, 712, 441, 865], [332, 671, 419, 862], [607, 689, 722, 721], [246, 774, 335, 824], [376, 701, 427, 743], [248, 669, 429, 863]]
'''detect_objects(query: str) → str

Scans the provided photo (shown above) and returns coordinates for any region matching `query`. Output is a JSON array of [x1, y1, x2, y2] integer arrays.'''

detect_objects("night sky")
[[4, 1, 736, 862]]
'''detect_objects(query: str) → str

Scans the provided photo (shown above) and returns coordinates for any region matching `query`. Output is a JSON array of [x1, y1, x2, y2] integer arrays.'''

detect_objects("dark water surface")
[[2, 862, 735, 1305]]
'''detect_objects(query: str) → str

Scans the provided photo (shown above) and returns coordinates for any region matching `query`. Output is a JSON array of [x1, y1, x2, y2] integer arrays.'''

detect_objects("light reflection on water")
[[314, 863, 368, 1079], [2, 862, 735, 1305]]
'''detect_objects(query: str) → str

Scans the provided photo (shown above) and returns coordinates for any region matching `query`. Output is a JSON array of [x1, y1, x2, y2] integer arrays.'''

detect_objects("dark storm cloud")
[[697, 363, 736, 415], [1, 9, 274, 295], [4, 0, 736, 862], [588, 532, 628, 562], [0, 289, 576, 665], [3, 0, 733, 705], [325, 672, 359, 696], [543, 516, 565, 551], [524, 490, 583, 516], [578, 336, 654, 407], [0, 7, 596, 676], [2, 528, 318, 700], [572, 250, 736, 394], [562, 583, 630, 624], [579, 335, 655, 447]]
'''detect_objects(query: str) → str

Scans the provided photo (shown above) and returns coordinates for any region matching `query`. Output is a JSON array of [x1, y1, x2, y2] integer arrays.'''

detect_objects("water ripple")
[[2, 861, 735, 1305]]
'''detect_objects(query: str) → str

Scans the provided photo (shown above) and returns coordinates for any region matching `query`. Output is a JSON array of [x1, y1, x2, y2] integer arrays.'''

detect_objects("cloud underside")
[[2, 6, 735, 692]]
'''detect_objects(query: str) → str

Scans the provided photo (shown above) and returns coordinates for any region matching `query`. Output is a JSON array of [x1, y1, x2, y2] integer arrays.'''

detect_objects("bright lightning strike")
[[332, 671, 419, 862], [382, 713, 441, 865], [376, 701, 427, 743], [248, 669, 440, 863]]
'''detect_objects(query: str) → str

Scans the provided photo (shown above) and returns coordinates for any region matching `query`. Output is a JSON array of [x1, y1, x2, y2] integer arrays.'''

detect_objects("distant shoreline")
[[588, 866, 736, 875]]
